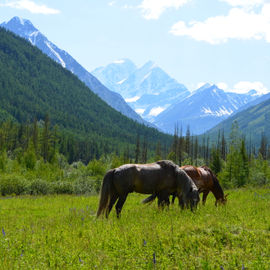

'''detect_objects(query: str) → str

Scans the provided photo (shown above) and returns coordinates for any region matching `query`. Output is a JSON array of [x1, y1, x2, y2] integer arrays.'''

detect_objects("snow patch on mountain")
[[135, 108, 145, 115], [113, 59, 125, 64], [45, 41, 66, 68], [149, 107, 166, 117], [125, 96, 140, 102], [117, 78, 126, 85]]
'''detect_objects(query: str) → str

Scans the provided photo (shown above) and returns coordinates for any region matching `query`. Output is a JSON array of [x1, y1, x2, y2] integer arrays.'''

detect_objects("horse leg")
[[178, 195, 185, 210], [106, 193, 118, 218], [171, 192, 176, 204], [157, 191, 170, 209], [115, 194, 128, 218], [202, 191, 209, 205]]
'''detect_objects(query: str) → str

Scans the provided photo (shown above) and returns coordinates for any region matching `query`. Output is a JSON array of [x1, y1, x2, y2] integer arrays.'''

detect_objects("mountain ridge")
[[154, 84, 259, 134], [1, 16, 148, 125], [92, 59, 190, 122]]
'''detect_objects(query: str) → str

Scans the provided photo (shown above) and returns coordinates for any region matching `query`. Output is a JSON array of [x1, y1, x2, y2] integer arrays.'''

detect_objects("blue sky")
[[1, 0, 270, 93]]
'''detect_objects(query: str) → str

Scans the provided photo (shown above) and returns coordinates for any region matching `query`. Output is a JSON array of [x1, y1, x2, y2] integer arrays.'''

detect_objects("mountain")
[[206, 93, 270, 146], [0, 27, 172, 153], [154, 84, 259, 134], [92, 59, 137, 92], [92, 60, 190, 122], [1, 16, 147, 125]]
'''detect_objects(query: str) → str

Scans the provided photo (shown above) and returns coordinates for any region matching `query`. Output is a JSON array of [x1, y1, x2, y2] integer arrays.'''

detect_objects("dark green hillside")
[[206, 96, 270, 146], [0, 28, 172, 156]]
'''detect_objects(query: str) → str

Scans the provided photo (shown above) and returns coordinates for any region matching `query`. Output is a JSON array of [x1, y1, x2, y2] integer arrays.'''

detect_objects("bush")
[[0, 174, 27, 195], [28, 179, 52, 195], [73, 177, 96, 195], [51, 181, 74, 194]]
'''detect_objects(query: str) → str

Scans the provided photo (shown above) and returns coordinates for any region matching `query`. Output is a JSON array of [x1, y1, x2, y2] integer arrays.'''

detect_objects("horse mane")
[[200, 166, 224, 199]]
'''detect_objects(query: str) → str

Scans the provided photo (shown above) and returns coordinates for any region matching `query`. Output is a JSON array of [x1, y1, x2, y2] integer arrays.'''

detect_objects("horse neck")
[[211, 176, 225, 201]]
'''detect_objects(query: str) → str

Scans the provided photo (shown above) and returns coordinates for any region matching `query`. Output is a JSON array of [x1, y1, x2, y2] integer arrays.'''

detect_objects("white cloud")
[[0, 0, 60, 14], [231, 81, 269, 94], [217, 82, 228, 90], [170, 4, 270, 44], [196, 82, 207, 89], [220, 0, 266, 8], [108, 1, 115, 6], [139, 0, 190, 20]]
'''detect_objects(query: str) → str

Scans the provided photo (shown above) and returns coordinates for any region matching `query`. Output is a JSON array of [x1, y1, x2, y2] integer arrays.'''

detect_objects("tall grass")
[[0, 189, 269, 269]]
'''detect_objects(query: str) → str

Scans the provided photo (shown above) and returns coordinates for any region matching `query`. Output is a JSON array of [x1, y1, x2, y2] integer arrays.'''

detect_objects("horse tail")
[[142, 194, 157, 204], [97, 169, 115, 218]]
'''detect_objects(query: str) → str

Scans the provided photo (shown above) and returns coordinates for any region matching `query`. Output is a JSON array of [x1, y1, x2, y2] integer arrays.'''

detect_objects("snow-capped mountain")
[[92, 59, 190, 122], [1, 16, 147, 125], [92, 59, 137, 92], [154, 84, 259, 134]]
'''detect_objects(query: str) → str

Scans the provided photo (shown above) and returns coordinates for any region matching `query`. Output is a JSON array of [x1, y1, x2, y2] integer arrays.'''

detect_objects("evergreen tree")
[[155, 141, 161, 161], [259, 133, 268, 160], [135, 133, 140, 163]]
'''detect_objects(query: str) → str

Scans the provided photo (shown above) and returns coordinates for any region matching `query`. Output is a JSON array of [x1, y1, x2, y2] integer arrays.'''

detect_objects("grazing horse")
[[97, 160, 200, 218], [143, 165, 227, 206], [180, 165, 227, 205]]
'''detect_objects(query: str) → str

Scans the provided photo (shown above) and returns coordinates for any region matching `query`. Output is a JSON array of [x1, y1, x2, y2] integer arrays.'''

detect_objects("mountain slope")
[[93, 59, 190, 122], [1, 16, 146, 125], [206, 94, 270, 145], [0, 27, 171, 151], [154, 84, 258, 134]]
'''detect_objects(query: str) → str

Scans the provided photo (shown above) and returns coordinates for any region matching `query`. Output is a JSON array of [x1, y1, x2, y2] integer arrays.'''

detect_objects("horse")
[[143, 165, 227, 206], [96, 160, 200, 218], [180, 165, 227, 206]]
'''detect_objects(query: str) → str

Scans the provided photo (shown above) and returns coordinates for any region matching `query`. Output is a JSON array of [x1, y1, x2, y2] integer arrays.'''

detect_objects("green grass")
[[0, 189, 269, 269]]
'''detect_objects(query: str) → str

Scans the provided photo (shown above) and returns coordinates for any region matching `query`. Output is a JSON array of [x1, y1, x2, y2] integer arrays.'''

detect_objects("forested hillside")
[[206, 96, 270, 146], [0, 27, 172, 159]]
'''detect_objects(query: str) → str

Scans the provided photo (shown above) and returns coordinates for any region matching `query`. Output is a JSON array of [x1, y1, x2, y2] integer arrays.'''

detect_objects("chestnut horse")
[[179, 165, 227, 205], [143, 165, 227, 206], [97, 160, 200, 218]]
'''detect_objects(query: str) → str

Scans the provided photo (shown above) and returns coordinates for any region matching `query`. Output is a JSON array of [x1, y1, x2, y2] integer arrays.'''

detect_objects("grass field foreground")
[[0, 189, 270, 269]]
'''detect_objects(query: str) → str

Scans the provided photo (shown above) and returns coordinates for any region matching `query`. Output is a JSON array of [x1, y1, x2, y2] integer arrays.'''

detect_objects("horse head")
[[188, 186, 200, 211], [215, 193, 229, 206]]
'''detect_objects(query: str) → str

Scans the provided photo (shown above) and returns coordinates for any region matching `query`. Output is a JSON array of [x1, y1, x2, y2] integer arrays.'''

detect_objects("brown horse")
[[143, 165, 227, 206], [97, 160, 200, 218], [180, 165, 227, 205]]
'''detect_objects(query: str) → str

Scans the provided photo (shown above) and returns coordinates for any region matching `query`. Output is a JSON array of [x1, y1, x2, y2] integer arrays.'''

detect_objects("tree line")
[[0, 118, 269, 197]]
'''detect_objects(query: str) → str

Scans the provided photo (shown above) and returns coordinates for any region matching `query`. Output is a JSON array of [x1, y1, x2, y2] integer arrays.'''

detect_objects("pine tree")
[[135, 133, 140, 163], [41, 115, 50, 162], [259, 133, 268, 160], [155, 141, 161, 161]]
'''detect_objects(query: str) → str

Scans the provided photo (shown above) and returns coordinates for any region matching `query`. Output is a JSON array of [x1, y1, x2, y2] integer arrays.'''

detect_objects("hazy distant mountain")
[[93, 59, 190, 122], [206, 93, 270, 146], [154, 84, 259, 134], [1, 16, 147, 125]]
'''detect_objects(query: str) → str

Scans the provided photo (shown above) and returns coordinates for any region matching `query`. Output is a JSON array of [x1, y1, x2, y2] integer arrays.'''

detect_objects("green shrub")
[[51, 181, 74, 194], [0, 174, 27, 195], [28, 179, 52, 195], [73, 177, 95, 195]]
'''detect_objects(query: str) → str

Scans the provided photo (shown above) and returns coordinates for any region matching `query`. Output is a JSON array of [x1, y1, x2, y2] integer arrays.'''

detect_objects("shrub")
[[73, 177, 96, 195], [51, 181, 74, 194], [0, 174, 27, 195], [28, 179, 52, 195]]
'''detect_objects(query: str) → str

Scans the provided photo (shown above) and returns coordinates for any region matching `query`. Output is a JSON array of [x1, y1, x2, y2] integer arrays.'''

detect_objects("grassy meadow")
[[0, 189, 269, 269]]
